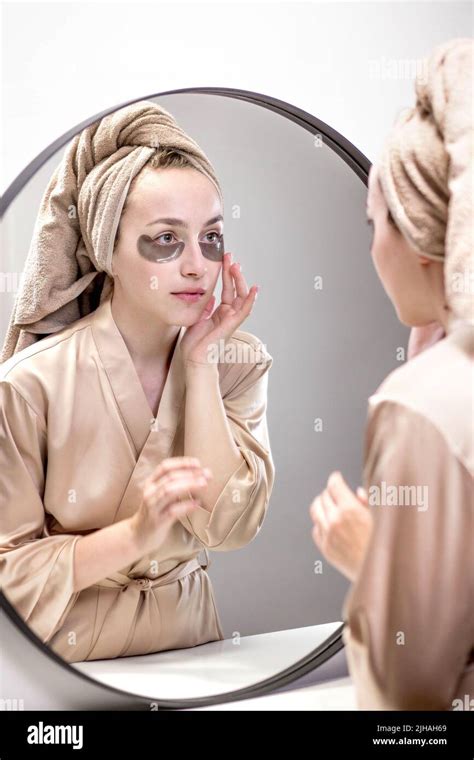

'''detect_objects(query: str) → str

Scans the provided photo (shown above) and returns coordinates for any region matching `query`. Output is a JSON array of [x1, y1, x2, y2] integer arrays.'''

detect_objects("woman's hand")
[[180, 252, 259, 366], [407, 321, 445, 360], [130, 457, 213, 554], [309, 471, 373, 583]]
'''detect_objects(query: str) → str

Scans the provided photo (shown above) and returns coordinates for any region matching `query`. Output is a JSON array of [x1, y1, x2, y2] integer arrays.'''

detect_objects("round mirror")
[[0, 88, 408, 708]]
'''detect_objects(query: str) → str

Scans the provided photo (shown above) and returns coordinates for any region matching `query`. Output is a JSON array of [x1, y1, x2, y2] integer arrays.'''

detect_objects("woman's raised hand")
[[130, 456, 212, 553], [180, 252, 259, 366], [309, 471, 373, 583]]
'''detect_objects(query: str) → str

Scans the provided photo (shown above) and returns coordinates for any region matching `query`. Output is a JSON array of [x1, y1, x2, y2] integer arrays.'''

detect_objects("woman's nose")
[[179, 241, 208, 276]]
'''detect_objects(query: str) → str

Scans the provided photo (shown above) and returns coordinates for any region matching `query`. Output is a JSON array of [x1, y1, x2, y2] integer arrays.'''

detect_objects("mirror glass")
[[0, 91, 408, 702]]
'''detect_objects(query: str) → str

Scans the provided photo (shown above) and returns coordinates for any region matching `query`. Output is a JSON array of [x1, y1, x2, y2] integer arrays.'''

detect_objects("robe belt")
[[83, 554, 209, 660], [92, 552, 208, 592]]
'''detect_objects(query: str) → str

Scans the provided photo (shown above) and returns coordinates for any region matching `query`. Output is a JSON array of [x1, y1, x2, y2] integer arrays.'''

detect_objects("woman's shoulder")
[[366, 325, 474, 474], [0, 313, 95, 404], [370, 325, 472, 407]]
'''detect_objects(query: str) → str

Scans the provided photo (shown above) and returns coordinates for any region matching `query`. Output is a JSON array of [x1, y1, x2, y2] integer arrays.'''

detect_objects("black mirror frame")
[[0, 86, 370, 710]]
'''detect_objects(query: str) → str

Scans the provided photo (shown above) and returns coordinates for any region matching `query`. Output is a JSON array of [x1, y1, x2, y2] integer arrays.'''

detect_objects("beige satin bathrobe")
[[343, 323, 474, 710], [0, 291, 275, 662]]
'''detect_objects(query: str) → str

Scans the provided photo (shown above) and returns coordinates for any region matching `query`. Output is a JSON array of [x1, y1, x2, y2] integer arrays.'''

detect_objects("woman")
[[0, 102, 275, 662], [310, 38, 473, 710]]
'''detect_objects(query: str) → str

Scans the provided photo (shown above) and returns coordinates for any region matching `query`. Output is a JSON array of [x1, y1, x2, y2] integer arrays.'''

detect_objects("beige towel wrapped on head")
[[377, 37, 473, 329], [1, 100, 224, 362]]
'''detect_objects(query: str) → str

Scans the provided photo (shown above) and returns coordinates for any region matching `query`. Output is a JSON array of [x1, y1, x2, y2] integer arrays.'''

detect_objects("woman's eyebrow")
[[146, 214, 223, 228]]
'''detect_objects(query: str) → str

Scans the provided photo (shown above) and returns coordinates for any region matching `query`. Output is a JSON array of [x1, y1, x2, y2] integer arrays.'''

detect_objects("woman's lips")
[[171, 292, 205, 303]]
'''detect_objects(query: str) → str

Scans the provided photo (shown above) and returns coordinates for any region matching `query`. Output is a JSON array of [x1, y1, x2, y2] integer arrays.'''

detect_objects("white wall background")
[[2, 1, 472, 194]]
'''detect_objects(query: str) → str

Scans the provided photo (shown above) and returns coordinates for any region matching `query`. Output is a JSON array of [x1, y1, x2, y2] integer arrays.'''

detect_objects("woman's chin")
[[392, 302, 418, 327], [398, 308, 435, 328], [169, 310, 205, 328], [169, 299, 210, 319]]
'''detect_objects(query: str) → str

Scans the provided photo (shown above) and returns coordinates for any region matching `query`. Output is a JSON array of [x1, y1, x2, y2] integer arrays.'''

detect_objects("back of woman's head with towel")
[[310, 37, 474, 712], [365, 37, 473, 335]]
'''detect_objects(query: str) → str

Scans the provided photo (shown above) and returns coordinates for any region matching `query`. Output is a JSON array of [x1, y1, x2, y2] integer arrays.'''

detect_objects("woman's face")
[[112, 166, 224, 327], [366, 164, 444, 327]]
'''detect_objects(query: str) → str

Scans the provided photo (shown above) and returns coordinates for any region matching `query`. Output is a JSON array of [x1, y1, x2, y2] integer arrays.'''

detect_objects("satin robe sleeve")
[[0, 380, 82, 643], [342, 400, 474, 710], [178, 351, 275, 551]]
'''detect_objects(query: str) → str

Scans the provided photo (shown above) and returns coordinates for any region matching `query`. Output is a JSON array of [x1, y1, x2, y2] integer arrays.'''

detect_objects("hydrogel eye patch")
[[137, 234, 225, 263], [137, 236, 185, 263], [199, 233, 225, 262]]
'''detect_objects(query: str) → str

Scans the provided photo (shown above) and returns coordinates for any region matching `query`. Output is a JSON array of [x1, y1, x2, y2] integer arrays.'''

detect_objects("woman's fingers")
[[222, 286, 258, 331], [156, 465, 212, 487], [201, 295, 216, 320], [135, 457, 214, 548], [145, 471, 211, 508], [320, 488, 337, 522], [165, 498, 202, 520], [327, 470, 357, 507], [207, 286, 258, 347], [310, 495, 330, 534], [231, 261, 249, 301], [221, 252, 235, 303], [149, 456, 207, 483], [240, 286, 259, 317], [310, 484, 343, 550], [214, 255, 259, 332]]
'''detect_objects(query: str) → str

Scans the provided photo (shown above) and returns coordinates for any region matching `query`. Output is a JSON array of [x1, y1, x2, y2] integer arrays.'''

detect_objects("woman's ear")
[[418, 256, 432, 267]]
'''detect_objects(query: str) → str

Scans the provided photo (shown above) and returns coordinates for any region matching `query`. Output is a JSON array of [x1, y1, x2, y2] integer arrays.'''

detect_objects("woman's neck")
[[110, 291, 181, 371]]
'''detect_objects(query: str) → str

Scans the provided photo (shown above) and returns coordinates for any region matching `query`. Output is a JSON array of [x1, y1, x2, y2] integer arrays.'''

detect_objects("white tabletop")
[[74, 621, 350, 705], [190, 676, 357, 710]]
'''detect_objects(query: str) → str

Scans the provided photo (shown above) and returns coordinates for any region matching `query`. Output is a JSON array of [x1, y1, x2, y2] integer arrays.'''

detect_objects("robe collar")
[[90, 290, 186, 457]]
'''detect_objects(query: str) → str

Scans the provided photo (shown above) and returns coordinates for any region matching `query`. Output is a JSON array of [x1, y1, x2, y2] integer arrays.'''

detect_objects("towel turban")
[[1, 100, 224, 362], [377, 38, 473, 329]]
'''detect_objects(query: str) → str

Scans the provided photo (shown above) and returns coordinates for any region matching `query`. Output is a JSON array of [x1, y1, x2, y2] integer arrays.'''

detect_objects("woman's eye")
[[204, 231, 219, 243], [156, 232, 177, 245]]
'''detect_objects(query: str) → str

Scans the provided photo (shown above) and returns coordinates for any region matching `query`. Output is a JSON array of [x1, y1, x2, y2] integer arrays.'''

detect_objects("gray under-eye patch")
[[137, 234, 225, 263], [198, 233, 225, 262]]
